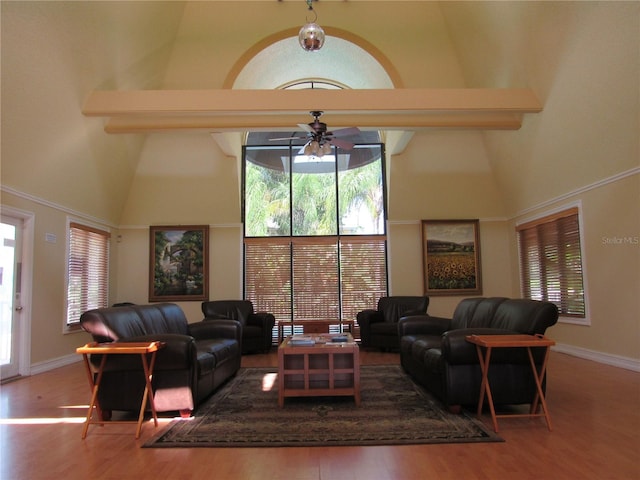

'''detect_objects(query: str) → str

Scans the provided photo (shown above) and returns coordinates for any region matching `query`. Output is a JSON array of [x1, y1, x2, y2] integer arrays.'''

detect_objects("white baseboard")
[[553, 343, 640, 372], [29, 353, 82, 376]]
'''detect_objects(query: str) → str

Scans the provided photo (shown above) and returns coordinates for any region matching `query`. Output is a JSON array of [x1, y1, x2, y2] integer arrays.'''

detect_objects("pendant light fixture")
[[298, 0, 325, 52]]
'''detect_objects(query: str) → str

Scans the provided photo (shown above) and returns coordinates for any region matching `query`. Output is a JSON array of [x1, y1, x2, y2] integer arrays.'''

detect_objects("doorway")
[[1, 210, 32, 380]]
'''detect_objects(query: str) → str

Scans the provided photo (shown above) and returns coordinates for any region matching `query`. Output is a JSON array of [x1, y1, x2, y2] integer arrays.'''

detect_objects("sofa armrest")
[[190, 319, 242, 343], [398, 315, 451, 337], [356, 309, 383, 326], [442, 328, 523, 365], [247, 312, 276, 329], [90, 333, 197, 371]]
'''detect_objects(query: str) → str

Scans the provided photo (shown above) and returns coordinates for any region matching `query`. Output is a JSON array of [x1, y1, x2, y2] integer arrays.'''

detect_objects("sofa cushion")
[[197, 338, 240, 366], [196, 349, 216, 376], [80, 307, 147, 341], [133, 303, 190, 335], [80, 303, 190, 341], [488, 299, 559, 334], [449, 298, 484, 329], [409, 336, 441, 364], [468, 297, 508, 328]]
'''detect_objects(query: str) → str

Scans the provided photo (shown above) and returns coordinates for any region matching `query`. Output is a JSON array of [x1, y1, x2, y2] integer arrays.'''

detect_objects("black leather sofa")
[[357, 296, 429, 350], [80, 303, 242, 418], [201, 300, 275, 353], [398, 297, 558, 411]]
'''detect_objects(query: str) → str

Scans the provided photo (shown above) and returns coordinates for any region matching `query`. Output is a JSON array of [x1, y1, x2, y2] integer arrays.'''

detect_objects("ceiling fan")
[[270, 111, 360, 155]]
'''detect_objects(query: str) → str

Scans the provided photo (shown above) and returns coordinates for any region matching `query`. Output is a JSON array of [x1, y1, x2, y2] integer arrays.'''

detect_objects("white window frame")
[[64, 217, 111, 333], [516, 201, 590, 326]]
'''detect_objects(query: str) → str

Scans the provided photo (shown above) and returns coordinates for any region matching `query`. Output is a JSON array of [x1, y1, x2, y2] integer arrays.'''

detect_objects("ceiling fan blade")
[[269, 136, 306, 141], [330, 127, 360, 137], [328, 138, 355, 150], [298, 123, 315, 133]]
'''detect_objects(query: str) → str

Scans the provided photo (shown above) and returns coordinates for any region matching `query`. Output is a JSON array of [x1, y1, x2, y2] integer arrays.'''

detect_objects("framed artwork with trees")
[[149, 225, 209, 302]]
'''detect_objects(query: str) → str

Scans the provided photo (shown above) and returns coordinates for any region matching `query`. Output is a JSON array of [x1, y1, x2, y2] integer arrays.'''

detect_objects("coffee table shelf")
[[278, 334, 360, 407]]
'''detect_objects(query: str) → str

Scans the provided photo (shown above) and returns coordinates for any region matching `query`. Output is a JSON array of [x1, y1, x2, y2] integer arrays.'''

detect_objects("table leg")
[[476, 345, 499, 432], [82, 354, 107, 439], [526, 346, 553, 431], [135, 351, 159, 439]]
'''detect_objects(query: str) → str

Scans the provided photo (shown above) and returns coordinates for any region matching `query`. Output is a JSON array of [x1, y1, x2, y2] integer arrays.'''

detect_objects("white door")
[[0, 216, 23, 380]]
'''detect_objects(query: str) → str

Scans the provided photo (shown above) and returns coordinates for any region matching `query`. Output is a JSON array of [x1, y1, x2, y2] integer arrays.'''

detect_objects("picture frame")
[[421, 219, 482, 296], [149, 225, 209, 302]]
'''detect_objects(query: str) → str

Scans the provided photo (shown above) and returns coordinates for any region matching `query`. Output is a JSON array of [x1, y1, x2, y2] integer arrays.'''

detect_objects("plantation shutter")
[[517, 208, 585, 317], [67, 222, 110, 326]]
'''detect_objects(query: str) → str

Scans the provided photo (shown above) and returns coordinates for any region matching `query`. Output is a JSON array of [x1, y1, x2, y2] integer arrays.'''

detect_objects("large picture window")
[[517, 207, 586, 320], [243, 140, 387, 322]]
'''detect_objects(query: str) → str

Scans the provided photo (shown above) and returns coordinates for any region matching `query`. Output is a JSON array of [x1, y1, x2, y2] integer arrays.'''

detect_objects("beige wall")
[[113, 224, 242, 323], [0, 191, 111, 365], [1, 1, 638, 369], [508, 174, 640, 360]]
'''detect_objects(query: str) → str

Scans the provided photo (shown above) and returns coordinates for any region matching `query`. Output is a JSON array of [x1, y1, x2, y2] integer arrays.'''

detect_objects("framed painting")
[[149, 225, 209, 302], [421, 219, 482, 296]]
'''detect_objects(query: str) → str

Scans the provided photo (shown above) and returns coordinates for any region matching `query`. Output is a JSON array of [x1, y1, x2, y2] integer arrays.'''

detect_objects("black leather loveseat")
[[80, 303, 242, 418], [398, 297, 558, 412]]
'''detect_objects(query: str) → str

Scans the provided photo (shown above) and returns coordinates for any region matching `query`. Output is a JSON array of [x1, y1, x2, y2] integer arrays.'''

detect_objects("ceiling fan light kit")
[[281, 110, 359, 158]]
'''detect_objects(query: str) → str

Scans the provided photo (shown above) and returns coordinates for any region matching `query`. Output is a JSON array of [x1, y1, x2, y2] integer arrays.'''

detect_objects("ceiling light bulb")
[[304, 143, 313, 156]]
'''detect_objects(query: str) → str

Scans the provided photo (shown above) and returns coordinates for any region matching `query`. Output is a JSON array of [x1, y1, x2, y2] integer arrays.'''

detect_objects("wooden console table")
[[465, 334, 555, 433], [278, 333, 360, 407], [76, 341, 165, 439], [276, 319, 355, 344]]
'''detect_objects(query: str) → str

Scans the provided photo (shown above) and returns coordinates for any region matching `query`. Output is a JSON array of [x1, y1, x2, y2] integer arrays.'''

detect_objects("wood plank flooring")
[[1, 350, 638, 480]]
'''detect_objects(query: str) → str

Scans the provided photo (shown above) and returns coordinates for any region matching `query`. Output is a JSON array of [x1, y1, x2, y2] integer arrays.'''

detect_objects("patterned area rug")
[[144, 365, 503, 447]]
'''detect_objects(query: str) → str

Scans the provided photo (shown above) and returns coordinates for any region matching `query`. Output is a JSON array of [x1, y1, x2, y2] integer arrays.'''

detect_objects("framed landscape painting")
[[149, 225, 209, 302], [421, 219, 482, 296]]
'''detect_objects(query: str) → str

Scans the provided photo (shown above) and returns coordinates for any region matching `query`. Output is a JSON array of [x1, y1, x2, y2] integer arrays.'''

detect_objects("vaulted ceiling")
[[2, 1, 637, 223]]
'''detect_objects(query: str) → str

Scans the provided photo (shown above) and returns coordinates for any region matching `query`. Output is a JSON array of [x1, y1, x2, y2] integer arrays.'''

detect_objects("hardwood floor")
[[1, 350, 638, 480]]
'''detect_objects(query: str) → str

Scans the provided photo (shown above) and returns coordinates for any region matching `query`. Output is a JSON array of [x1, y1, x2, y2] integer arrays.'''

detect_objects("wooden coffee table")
[[278, 333, 360, 407]]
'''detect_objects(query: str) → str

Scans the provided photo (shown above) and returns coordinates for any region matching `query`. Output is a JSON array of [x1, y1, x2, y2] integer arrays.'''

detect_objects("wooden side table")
[[76, 341, 165, 439], [465, 334, 555, 432]]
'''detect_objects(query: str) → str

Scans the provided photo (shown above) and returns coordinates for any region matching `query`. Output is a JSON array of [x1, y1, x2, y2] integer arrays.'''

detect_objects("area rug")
[[144, 365, 502, 448]]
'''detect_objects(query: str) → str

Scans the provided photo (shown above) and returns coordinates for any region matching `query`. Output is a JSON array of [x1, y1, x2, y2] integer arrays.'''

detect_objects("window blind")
[[67, 222, 110, 326], [517, 208, 585, 317], [244, 236, 387, 322], [339, 236, 388, 321]]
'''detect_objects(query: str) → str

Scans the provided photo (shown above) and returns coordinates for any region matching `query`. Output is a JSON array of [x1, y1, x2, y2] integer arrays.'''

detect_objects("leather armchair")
[[356, 296, 429, 350], [202, 300, 276, 354]]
